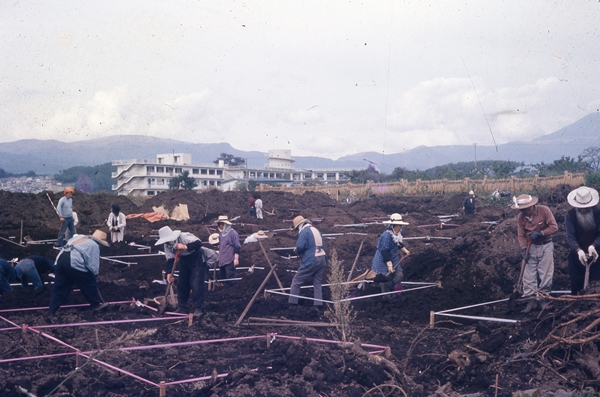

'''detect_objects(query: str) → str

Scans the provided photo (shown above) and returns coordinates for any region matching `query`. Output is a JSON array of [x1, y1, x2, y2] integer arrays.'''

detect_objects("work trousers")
[[57, 217, 76, 247], [522, 242, 554, 297], [380, 269, 404, 294], [568, 251, 600, 295], [219, 263, 238, 285], [16, 259, 43, 290], [176, 257, 207, 309], [288, 256, 326, 307], [49, 259, 102, 313]]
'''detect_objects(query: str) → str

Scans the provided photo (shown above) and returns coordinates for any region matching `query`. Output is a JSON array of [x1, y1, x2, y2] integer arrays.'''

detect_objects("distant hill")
[[1, 113, 599, 175]]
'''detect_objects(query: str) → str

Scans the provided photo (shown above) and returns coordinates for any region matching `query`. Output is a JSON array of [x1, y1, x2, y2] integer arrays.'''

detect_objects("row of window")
[[146, 166, 223, 176], [146, 178, 221, 187]]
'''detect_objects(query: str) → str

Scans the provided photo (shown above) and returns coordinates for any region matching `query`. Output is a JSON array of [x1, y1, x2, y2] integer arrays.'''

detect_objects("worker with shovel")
[[371, 213, 410, 299], [512, 194, 558, 313], [155, 226, 206, 317], [565, 187, 600, 295]]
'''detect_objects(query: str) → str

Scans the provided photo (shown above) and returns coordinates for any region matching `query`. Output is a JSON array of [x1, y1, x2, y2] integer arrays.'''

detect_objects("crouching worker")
[[48, 230, 110, 316], [155, 226, 206, 317], [372, 213, 410, 298], [15, 255, 55, 294], [288, 215, 327, 309]]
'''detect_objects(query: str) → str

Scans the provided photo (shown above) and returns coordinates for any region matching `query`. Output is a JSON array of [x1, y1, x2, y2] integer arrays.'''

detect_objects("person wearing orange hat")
[[57, 188, 76, 247], [511, 194, 558, 312]]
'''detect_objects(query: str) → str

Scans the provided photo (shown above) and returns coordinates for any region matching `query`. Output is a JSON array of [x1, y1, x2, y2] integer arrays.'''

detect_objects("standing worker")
[[511, 194, 558, 313], [371, 213, 410, 298], [216, 215, 241, 285], [248, 195, 256, 217], [56, 188, 75, 247], [107, 203, 127, 243], [462, 190, 477, 215], [155, 226, 206, 316], [565, 187, 600, 295], [288, 215, 327, 310], [48, 230, 111, 316], [254, 193, 264, 220]]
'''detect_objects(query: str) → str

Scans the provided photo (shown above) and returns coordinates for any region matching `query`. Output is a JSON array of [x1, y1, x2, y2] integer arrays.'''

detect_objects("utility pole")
[[474, 143, 477, 172]]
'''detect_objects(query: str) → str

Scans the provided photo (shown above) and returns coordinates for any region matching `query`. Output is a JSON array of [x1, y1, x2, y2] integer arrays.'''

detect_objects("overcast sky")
[[1, 1, 599, 160]]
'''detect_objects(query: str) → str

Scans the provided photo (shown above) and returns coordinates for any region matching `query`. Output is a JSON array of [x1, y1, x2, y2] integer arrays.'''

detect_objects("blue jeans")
[[58, 217, 76, 247], [16, 259, 43, 290], [289, 256, 327, 307], [219, 263, 238, 285]]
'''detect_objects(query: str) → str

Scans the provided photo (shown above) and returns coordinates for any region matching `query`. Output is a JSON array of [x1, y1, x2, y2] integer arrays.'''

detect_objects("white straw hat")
[[383, 213, 409, 226], [155, 226, 181, 246], [567, 186, 599, 208]]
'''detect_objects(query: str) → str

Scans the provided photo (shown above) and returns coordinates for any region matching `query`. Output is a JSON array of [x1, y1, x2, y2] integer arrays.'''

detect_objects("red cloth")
[[125, 213, 167, 222], [248, 197, 256, 208]]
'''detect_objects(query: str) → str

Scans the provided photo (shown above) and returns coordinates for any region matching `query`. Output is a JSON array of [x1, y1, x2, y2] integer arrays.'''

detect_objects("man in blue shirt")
[[56, 188, 76, 247], [288, 215, 327, 309]]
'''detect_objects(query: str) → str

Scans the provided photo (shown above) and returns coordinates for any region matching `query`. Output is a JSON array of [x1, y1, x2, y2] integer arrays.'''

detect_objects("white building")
[[112, 150, 350, 196]]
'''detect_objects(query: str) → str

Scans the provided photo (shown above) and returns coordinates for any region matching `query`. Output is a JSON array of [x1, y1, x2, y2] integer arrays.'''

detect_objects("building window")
[[174, 156, 180, 164], [192, 169, 199, 174], [146, 166, 155, 175], [166, 167, 173, 174], [148, 191, 155, 196], [209, 169, 215, 175], [157, 179, 165, 186], [156, 166, 164, 173], [157, 157, 163, 164], [327, 173, 336, 179], [201, 169, 207, 175], [217, 181, 221, 186], [216, 170, 223, 176], [147, 178, 155, 186], [209, 181, 215, 186], [317, 173, 324, 179], [250, 171, 256, 178], [175, 167, 182, 173], [305, 173, 312, 179]]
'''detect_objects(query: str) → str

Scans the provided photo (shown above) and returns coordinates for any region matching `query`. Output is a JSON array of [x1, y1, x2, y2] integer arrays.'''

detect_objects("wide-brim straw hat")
[[155, 226, 181, 245], [255, 230, 269, 239], [216, 215, 232, 225], [383, 213, 409, 226], [510, 194, 538, 210], [208, 233, 220, 245], [567, 186, 600, 208], [91, 230, 110, 247], [293, 215, 310, 229]]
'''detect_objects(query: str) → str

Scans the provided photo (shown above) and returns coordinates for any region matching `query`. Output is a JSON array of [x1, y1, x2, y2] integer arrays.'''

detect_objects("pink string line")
[[0, 300, 133, 314]]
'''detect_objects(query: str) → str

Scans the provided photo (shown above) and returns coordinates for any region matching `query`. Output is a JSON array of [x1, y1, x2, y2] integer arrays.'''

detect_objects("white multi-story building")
[[112, 150, 350, 196]]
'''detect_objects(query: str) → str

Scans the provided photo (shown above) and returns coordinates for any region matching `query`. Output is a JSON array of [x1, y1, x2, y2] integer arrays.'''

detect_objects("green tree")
[[0, 168, 13, 178], [214, 153, 246, 167], [55, 163, 115, 192], [169, 170, 198, 190]]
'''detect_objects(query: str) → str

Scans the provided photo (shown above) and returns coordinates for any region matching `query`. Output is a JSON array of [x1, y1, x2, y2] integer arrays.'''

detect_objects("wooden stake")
[[159, 381, 166, 396], [266, 334, 271, 348], [234, 264, 278, 326], [429, 311, 435, 327], [494, 373, 499, 397], [188, 313, 193, 327], [258, 241, 285, 291], [346, 240, 364, 282]]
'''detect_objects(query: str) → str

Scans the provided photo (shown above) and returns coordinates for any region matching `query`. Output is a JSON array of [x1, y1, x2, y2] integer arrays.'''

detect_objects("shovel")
[[158, 249, 180, 315], [583, 254, 597, 291], [507, 239, 531, 311]]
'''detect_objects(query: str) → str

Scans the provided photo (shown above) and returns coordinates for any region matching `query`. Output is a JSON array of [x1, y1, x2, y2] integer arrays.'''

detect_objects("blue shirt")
[[56, 235, 100, 275], [296, 225, 325, 269], [372, 228, 402, 275], [57, 196, 73, 218]]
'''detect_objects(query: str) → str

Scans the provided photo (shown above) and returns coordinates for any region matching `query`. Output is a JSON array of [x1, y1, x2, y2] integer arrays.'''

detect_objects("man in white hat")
[[565, 186, 600, 294], [371, 213, 410, 298], [216, 215, 241, 285], [155, 226, 206, 316], [462, 191, 477, 215], [48, 230, 110, 316], [511, 194, 558, 312], [288, 215, 327, 310]]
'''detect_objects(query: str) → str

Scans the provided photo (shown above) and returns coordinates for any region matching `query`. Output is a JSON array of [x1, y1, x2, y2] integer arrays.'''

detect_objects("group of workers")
[[2, 185, 600, 319]]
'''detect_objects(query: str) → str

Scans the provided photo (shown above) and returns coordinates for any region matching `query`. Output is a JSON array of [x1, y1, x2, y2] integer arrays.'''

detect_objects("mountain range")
[[1, 113, 599, 175]]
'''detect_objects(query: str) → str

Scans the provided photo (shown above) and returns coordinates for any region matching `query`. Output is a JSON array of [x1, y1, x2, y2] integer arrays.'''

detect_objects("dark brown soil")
[[1, 186, 600, 396]]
